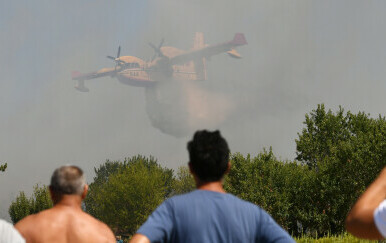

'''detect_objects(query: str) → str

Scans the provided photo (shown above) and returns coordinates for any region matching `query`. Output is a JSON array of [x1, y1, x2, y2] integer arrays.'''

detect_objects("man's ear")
[[82, 184, 88, 199]]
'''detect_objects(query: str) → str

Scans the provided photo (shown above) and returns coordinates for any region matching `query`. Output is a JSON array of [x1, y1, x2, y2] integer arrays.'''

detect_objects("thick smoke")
[[145, 80, 234, 137]]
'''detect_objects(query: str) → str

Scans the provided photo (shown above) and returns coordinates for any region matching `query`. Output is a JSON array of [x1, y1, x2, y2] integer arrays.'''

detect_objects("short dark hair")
[[187, 130, 230, 182], [50, 165, 86, 196]]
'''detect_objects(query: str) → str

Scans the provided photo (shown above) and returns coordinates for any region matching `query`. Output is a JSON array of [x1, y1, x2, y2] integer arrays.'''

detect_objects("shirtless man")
[[15, 165, 115, 243]]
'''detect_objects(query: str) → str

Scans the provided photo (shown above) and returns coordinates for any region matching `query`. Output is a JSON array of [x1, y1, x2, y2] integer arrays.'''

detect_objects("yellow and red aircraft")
[[71, 33, 247, 92]]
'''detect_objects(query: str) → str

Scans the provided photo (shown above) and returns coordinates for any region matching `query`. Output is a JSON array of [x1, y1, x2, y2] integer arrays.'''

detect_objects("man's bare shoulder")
[[15, 212, 42, 241], [80, 211, 115, 236], [68, 211, 115, 242], [15, 207, 115, 242], [15, 208, 59, 236], [15, 212, 39, 228], [16, 207, 59, 227]]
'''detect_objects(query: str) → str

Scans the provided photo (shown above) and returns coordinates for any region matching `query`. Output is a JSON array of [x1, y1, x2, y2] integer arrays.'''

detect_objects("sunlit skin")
[[130, 162, 231, 243], [15, 185, 115, 243], [345, 167, 386, 240]]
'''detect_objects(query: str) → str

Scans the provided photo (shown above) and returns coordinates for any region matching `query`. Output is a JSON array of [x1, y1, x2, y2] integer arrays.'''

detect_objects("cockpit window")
[[125, 63, 140, 69]]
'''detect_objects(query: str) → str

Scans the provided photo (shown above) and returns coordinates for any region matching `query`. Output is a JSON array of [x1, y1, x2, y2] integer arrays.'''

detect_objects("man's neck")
[[196, 181, 226, 193], [54, 195, 83, 209]]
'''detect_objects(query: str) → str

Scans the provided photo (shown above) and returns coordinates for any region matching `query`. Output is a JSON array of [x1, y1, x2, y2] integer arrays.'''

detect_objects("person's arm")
[[345, 167, 386, 239], [130, 234, 150, 243]]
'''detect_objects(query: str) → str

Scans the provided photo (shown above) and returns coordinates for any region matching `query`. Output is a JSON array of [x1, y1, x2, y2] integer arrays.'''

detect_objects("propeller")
[[107, 46, 124, 71], [149, 38, 165, 61], [117, 46, 121, 58], [107, 46, 121, 60]]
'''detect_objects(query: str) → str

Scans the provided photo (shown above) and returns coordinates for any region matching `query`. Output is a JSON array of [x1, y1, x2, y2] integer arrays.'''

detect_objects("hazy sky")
[[1, 0, 386, 220]]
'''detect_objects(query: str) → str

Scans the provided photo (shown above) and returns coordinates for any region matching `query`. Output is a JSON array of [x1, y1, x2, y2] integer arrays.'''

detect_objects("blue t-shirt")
[[137, 190, 294, 243]]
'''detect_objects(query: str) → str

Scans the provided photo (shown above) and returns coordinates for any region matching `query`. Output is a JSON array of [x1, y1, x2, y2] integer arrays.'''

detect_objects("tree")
[[225, 150, 294, 232], [30, 184, 53, 214], [294, 104, 386, 235], [295, 104, 349, 168], [172, 166, 195, 195], [0, 162, 7, 172], [224, 105, 386, 237], [9, 192, 30, 224], [84, 159, 126, 217], [9, 184, 52, 224], [84, 155, 174, 235]]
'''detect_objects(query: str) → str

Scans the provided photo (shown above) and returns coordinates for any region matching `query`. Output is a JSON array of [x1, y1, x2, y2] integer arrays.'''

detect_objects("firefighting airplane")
[[71, 33, 247, 92]]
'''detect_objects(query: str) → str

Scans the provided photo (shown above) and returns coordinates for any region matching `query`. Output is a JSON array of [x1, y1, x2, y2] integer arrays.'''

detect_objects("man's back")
[[137, 190, 293, 243], [16, 206, 114, 243]]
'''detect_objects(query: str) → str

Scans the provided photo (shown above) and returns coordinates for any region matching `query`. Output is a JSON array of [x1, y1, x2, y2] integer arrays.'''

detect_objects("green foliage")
[[225, 150, 311, 234], [225, 150, 292, 230], [296, 104, 349, 168], [9, 185, 52, 224], [84, 159, 127, 217], [295, 232, 381, 242], [172, 166, 195, 195], [30, 185, 53, 214], [294, 104, 386, 235], [9, 192, 30, 224], [84, 155, 174, 235], [0, 162, 7, 172], [225, 105, 386, 237]]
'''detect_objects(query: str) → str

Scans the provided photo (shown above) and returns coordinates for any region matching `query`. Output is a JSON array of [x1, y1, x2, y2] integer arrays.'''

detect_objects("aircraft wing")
[[71, 67, 119, 92], [71, 67, 117, 81], [169, 33, 247, 65]]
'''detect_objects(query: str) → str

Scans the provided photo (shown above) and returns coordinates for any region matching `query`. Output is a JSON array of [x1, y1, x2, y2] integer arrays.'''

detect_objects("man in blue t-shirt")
[[131, 130, 294, 243]]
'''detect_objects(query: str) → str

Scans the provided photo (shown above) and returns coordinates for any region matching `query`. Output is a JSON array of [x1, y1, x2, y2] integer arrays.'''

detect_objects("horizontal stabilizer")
[[227, 49, 242, 58]]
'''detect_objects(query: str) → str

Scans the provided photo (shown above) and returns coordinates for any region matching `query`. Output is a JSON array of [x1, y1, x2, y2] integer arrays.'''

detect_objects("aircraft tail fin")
[[231, 33, 247, 46], [71, 71, 84, 80], [193, 32, 205, 50]]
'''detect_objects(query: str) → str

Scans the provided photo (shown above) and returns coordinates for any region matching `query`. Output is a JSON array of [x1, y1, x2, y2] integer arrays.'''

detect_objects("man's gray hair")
[[50, 165, 86, 196]]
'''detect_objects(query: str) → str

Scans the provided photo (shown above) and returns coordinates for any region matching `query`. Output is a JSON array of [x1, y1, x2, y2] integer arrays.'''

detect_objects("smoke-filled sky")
[[1, 0, 386, 220]]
